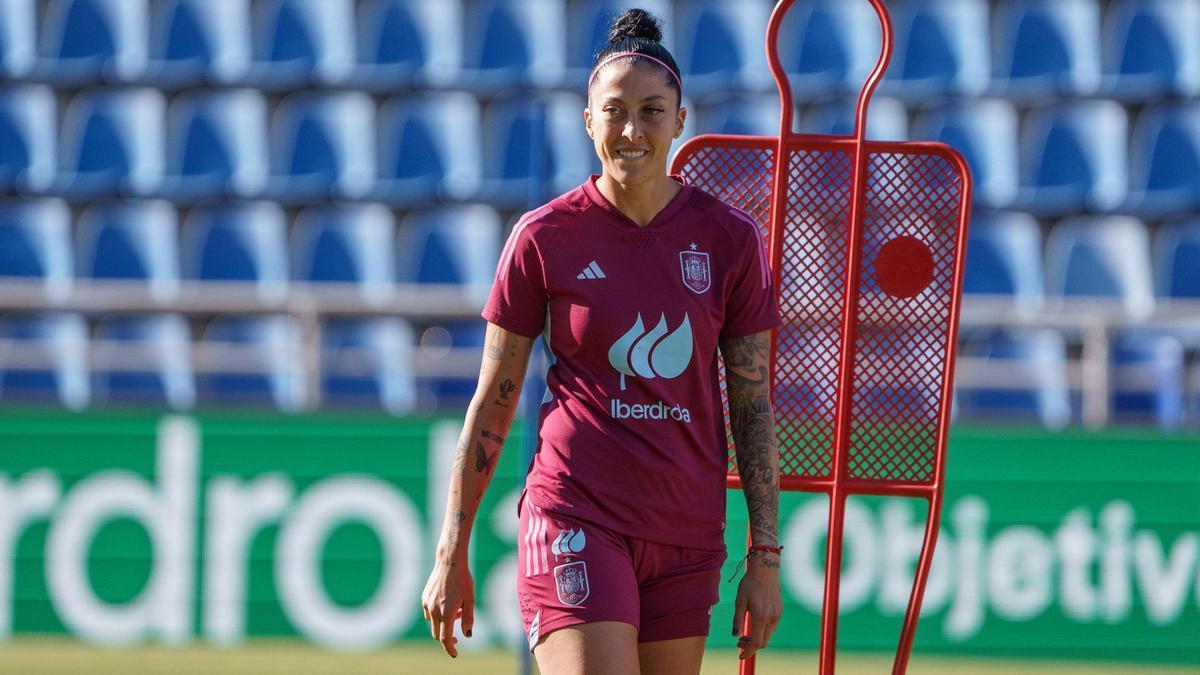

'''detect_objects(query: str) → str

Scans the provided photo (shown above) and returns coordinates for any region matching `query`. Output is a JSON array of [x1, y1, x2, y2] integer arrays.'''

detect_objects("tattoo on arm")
[[724, 332, 780, 548], [485, 329, 503, 361], [494, 378, 516, 407], [481, 430, 506, 445], [474, 441, 498, 475]]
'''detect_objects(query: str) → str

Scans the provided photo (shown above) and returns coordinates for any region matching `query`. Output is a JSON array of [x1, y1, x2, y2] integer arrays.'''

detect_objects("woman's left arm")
[[719, 329, 783, 661]]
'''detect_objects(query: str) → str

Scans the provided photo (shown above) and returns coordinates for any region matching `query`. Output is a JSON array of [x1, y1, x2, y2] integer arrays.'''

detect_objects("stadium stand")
[[0, 0, 36, 80], [355, 0, 463, 90], [0, 312, 90, 410], [145, 0, 252, 87], [994, 0, 1103, 100], [880, 0, 990, 100], [247, 0, 356, 89], [695, 94, 779, 136], [957, 329, 1072, 429], [1155, 218, 1200, 300], [0, 84, 57, 194], [0, 199, 73, 302], [76, 200, 180, 303], [291, 203, 395, 305], [961, 212, 1043, 314], [1110, 333, 1185, 429], [1018, 100, 1128, 216], [1127, 102, 1200, 216], [181, 201, 289, 303], [92, 313, 195, 410], [269, 91, 376, 202], [775, 0, 880, 95], [1103, 0, 1200, 100], [164, 88, 270, 201], [56, 87, 166, 198], [912, 99, 1018, 210], [799, 96, 908, 140], [673, 0, 773, 96], [375, 92, 483, 206], [199, 315, 305, 413], [323, 317, 417, 415], [461, 0, 566, 91], [1045, 216, 1156, 320], [35, 0, 149, 86]]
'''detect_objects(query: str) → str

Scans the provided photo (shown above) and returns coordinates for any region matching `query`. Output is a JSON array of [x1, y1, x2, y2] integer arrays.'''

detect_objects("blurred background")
[[0, 0, 1198, 673]]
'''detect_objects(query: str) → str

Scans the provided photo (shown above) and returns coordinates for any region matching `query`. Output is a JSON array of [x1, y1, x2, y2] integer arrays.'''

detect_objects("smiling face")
[[585, 59, 686, 189]]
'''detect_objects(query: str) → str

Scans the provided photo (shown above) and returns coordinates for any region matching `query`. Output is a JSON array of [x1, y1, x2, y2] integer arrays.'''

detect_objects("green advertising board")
[[0, 411, 1197, 663]]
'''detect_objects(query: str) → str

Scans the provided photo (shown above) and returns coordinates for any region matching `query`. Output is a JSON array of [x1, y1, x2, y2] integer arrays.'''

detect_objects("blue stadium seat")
[[0, 313, 89, 410], [0, 0, 36, 80], [322, 318, 416, 415], [1190, 365, 1200, 428], [248, 0, 355, 89], [913, 99, 1019, 209], [182, 202, 289, 302], [164, 89, 269, 201], [0, 84, 57, 194], [461, 0, 565, 91], [481, 91, 596, 208], [1045, 216, 1155, 319], [199, 315, 306, 413], [799, 96, 908, 141], [994, 0, 1102, 99], [673, 0, 774, 95], [292, 203, 395, 305], [92, 314, 195, 410], [145, 0, 252, 86], [776, 0, 880, 95], [355, 0, 463, 89], [35, 0, 148, 85], [957, 329, 1071, 429], [1111, 333, 1184, 429], [76, 200, 180, 302], [962, 212, 1043, 313], [375, 92, 482, 206], [1104, 0, 1200, 100], [880, 0, 990, 99], [1154, 218, 1200, 299], [695, 94, 779, 136], [566, 0, 673, 84], [1126, 103, 1200, 216], [57, 87, 166, 198], [0, 199, 72, 301], [1019, 101, 1128, 216], [269, 92, 376, 202]]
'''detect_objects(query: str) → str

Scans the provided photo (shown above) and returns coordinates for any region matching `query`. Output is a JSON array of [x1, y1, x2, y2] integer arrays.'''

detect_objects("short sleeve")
[[482, 212, 549, 338], [721, 213, 782, 340]]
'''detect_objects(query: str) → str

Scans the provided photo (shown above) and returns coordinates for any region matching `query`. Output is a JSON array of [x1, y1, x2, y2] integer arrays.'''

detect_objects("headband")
[[588, 51, 683, 97]]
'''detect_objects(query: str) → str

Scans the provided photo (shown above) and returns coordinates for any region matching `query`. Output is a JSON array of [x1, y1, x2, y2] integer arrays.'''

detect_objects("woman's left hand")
[[732, 552, 783, 661]]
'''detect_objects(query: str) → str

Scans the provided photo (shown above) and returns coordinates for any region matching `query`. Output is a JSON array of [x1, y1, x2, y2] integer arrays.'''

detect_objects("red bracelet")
[[748, 544, 784, 556]]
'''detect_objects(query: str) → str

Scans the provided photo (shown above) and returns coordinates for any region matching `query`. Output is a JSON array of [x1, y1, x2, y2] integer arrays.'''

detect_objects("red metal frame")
[[670, 2, 973, 674]]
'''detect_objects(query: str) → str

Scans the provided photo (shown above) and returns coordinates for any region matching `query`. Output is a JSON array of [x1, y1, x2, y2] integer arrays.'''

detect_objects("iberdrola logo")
[[607, 313, 693, 391]]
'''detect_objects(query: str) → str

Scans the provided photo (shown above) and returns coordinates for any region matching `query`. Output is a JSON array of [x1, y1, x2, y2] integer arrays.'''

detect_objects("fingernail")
[[732, 628, 738, 636], [465, 629, 473, 638]]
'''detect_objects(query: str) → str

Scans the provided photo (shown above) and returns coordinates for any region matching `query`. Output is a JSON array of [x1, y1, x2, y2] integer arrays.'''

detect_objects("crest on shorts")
[[553, 560, 590, 606], [680, 248, 711, 294]]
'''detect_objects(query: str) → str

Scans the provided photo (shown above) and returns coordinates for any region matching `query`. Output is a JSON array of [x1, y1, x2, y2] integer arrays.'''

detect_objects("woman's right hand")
[[421, 553, 475, 658]]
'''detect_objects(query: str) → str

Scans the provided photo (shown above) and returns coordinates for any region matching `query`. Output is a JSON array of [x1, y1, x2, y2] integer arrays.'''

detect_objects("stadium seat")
[[994, 0, 1103, 99], [461, 0, 566, 91], [163, 89, 269, 201], [0, 313, 89, 410], [56, 87, 166, 198], [799, 96, 908, 141], [775, 0, 881, 95], [76, 200, 180, 302], [912, 99, 1019, 209], [566, 0, 674, 84], [1103, 0, 1200, 99], [961, 212, 1043, 313], [0, 199, 72, 301], [880, 0, 990, 99], [269, 92, 376, 202], [375, 92, 482, 206], [0, 84, 57, 194], [92, 314, 195, 410], [199, 315, 306, 413], [1126, 103, 1200, 216], [35, 0, 148, 85], [673, 0, 773, 95], [291, 203, 395, 305], [322, 318, 416, 415], [0, 0, 36, 80], [956, 329, 1071, 429], [480, 91, 597, 208], [247, 0, 355, 89], [1045, 216, 1155, 319], [1154, 218, 1200, 300], [145, 0, 252, 87], [1019, 101, 1128, 216], [181, 202, 289, 302], [355, 0, 462, 89], [1110, 333, 1184, 430], [695, 94, 779, 137]]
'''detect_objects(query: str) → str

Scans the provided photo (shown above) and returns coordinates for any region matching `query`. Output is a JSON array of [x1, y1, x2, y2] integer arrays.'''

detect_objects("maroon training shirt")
[[483, 175, 782, 552]]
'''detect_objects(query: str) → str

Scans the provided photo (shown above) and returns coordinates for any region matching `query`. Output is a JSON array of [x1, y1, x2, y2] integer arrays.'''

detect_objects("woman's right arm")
[[421, 321, 535, 657]]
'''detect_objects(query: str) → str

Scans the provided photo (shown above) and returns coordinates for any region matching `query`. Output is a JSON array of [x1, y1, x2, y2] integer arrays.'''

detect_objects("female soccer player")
[[422, 9, 783, 673]]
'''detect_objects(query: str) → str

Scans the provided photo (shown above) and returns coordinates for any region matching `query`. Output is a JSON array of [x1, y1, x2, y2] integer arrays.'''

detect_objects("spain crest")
[[553, 560, 590, 606], [679, 249, 711, 294]]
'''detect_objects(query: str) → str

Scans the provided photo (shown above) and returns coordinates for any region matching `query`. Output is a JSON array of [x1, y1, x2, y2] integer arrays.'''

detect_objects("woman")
[[422, 9, 783, 674]]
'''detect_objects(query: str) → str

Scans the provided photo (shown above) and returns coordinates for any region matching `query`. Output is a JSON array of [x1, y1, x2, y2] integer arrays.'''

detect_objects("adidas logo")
[[577, 260, 606, 280]]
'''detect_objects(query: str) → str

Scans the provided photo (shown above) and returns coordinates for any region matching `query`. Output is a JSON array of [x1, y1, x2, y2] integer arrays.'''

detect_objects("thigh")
[[534, 621, 639, 675], [638, 635, 707, 675]]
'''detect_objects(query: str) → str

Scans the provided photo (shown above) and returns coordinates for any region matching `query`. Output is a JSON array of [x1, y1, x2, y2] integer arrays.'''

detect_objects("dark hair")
[[590, 8, 682, 105]]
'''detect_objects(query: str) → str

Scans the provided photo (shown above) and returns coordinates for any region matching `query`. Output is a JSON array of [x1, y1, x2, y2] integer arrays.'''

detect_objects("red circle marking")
[[874, 236, 935, 299]]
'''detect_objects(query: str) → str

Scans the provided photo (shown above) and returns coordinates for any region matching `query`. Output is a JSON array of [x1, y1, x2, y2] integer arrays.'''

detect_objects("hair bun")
[[607, 8, 663, 45]]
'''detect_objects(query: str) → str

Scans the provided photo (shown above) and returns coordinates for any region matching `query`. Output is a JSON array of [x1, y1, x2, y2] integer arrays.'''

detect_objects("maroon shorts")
[[516, 500, 726, 651]]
